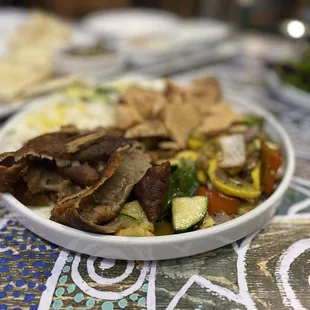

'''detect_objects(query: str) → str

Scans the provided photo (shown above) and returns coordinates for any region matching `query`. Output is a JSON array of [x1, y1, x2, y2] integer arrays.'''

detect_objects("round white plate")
[[82, 8, 180, 43], [266, 70, 310, 110], [0, 87, 294, 260], [178, 18, 232, 50]]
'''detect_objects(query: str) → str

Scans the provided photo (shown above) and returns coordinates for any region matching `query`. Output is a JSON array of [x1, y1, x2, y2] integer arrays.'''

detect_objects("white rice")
[[0, 96, 116, 152]]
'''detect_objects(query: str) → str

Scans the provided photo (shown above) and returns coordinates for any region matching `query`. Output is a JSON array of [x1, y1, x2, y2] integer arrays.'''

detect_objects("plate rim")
[[0, 86, 295, 252]]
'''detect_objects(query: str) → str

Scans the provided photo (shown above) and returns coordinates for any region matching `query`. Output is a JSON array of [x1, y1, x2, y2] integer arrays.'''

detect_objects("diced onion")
[[219, 134, 246, 168]]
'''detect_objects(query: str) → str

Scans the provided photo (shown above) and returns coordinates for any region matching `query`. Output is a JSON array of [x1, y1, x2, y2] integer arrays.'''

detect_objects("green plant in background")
[[274, 47, 310, 93]]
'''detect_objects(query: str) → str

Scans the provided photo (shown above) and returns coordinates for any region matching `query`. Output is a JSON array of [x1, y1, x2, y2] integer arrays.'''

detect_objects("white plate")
[[0, 87, 294, 260], [266, 70, 310, 110], [82, 8, 180, 43], [179, 18, 232, 50]]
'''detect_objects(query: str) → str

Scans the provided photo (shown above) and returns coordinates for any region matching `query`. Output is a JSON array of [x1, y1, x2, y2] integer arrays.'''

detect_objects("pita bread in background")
[[0, 11, 71, 103], [10, 11, 70, 51], [0, 61, 50, 103], [22, 75, 83, 99]]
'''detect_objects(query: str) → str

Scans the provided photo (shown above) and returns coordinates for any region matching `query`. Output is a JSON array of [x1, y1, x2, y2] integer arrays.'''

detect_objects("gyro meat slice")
[[134, 162, 171, 223], [57, 163, 99, 187], [74, 135, 132, 162], [13, 181, 51, 206], [51, 144, 152, 234], [23, 163, 81, 200], [0, 156, 28, 192], [0, 129, 133, 206]]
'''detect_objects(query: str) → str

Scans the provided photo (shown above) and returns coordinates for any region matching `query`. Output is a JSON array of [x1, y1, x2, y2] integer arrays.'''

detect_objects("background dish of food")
[[121, 34, 181, 66], [0, 79, 294, 260], [53, 42, 126, 79], [114, 17, 233, 66]]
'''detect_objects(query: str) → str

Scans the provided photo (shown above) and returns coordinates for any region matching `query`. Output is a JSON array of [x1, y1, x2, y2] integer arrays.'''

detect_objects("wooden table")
[[1, 36, 310, 310]]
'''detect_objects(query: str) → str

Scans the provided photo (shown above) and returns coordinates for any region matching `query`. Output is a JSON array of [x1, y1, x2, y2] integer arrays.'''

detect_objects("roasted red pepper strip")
[[261, 140, 282, 195], [196, 186, 240, 216]]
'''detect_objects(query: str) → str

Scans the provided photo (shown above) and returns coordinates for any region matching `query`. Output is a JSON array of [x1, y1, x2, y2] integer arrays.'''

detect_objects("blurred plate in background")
[[82, 8, 181, 44], [178, 18, 232, 51], [266, 70, 310, 111]]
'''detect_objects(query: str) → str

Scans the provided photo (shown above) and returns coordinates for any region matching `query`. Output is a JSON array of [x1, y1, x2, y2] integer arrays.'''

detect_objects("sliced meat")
[[0, 129, 125, 167], [51, 144, 152, 234], [0, 130, 132, 204], [125, 120, 168, 139], [164, 102, 201, 148], [58, 163, 99, 187], [66, 129, 108, 153], [134, 162, 170, 222], [0, 131, 82, 173], [94, 144, 151, 212], [23, 163, 80, 200], [66, 128, 124, 153], [13, 181, 51, 206], [60, 124, 80, 134], [50, 150, 121, 228], [0, 157, 28, 191], [18, 131, 82, 161], [75, 136, 131, 162]]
